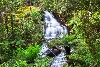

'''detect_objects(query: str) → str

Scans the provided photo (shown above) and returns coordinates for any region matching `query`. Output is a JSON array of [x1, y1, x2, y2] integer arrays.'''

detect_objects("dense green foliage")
[[0, 0, 44, 66], [0, 0, 100, 67]]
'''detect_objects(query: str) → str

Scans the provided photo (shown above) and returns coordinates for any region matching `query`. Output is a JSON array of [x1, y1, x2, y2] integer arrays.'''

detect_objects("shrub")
[[48, 35, 75, 47], [0, 41, 15, 64], [34, 57, 52, 67], [0, 59, 28, 67], [16, 43, 40, 63], [13, 60, 28, 67]]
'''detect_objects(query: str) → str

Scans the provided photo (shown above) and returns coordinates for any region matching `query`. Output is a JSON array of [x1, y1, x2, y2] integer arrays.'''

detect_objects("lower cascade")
[[50, 47, 67, 67], [39, 11, 70, 67], [50, 53, 66, 67]]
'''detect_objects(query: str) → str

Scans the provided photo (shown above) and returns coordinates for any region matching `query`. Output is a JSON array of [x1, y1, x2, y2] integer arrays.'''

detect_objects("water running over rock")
[[39, 11, 69, 67], [49, 46, 67, 67], [43, 11, 68, 40], [39, 42, 49, 58]]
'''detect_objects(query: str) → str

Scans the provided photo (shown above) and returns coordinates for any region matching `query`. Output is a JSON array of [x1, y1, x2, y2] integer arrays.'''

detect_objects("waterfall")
[[43, 11, 68, 40], [39, 11, 69, 67]]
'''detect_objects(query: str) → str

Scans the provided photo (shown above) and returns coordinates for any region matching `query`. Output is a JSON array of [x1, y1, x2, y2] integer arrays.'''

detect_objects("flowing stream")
[[39, 11, 69, 67]]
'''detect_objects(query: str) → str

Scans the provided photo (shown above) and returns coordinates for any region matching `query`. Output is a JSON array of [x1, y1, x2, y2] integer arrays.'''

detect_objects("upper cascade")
[[43, 11, 68, 40]]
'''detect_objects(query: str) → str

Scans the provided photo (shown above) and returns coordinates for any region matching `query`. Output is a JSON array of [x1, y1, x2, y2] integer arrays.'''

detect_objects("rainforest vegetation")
[[0, 0, 100, 67]]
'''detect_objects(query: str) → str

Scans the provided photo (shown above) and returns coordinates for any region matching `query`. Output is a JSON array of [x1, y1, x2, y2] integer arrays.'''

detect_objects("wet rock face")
[[45, 46, 71, 57], [46, 46, 61, 57], [64, 46, 71, 55]]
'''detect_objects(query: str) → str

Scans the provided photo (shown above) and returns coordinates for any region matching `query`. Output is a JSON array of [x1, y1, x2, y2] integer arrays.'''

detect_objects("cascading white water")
[[43, 11, 68, 40], [49, 46, 67, 67], [39, 42, 49, 58], [50, 52, 67, 67], [39, 11, 69, 67]]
